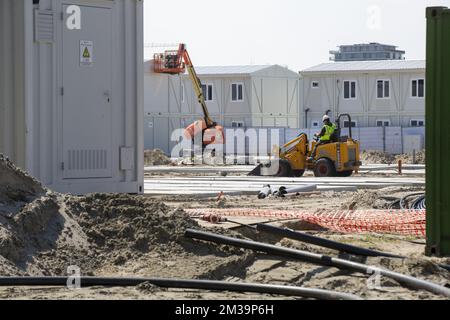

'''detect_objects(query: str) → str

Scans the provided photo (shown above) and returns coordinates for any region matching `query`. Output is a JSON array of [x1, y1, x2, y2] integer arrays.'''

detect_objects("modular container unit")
[[0, 0, 144, 194], [300, 60, 426, 129], [426, 6, 450, 256], [144, 63, 300, 154]]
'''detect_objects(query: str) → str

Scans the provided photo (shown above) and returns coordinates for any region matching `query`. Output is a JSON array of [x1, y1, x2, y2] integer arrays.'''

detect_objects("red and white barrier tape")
[[185, 208, 426, 237]]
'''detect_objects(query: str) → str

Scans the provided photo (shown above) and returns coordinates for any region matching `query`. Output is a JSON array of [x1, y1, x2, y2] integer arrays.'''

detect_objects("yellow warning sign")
[[80, 40, 93, 66], [82, 47, 90, 58]]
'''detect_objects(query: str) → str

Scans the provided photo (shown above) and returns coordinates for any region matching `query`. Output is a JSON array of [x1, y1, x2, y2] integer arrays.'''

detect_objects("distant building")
[[300, 60, 425, 128], [330, 43, 406, 62], [300, 60, 426, 154]]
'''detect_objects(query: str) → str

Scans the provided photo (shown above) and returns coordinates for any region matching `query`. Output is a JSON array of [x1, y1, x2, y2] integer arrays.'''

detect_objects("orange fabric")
[[186, 208, 426, 237]]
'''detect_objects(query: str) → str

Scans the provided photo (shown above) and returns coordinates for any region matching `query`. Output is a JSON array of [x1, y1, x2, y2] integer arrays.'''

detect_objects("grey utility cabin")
[[0, 0, 144, 194]]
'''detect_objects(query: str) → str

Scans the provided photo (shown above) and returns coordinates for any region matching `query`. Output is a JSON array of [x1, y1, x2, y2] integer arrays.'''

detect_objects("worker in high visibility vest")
[[308, 115, 337, 161]]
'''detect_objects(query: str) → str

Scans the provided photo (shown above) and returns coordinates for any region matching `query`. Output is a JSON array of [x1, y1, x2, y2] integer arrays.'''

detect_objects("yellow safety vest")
[[320, 123, 336, 141]]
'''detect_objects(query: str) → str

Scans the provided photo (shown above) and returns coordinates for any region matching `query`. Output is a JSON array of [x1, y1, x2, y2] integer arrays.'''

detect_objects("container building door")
[[61, 5, 113, 179]]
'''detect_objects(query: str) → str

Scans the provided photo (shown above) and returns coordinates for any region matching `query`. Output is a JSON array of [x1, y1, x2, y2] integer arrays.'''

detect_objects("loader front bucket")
[[247, 164, 262, 176]]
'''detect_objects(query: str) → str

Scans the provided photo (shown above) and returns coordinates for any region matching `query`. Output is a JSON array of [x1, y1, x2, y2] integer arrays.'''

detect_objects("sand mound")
[[0, 154, 233, 277], [361, 150, 426, 165], [360, 151, 396, 164], [65, 194, 199, 266], [396, 150, 425, 164], [0, 154, 45, 211], [144, 149, 173, 166], [341, 190, 380, 210]]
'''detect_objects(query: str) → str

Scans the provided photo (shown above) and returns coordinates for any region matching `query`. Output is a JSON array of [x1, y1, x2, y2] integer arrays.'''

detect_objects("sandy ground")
[[1, 231, 448, 300], [150, 185, 426, 211], [1, 154, 449, 301]]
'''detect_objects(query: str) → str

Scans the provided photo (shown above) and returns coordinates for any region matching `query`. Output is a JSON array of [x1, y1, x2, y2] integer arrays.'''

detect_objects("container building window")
[[411, 119, 424, 127], [412, 79, 425, 98], [201, 84, 213, 101], [231, 83, 244, 101], [376, 120, 391, 127], [377, 80, 390, 98], [343, 120, 357, 128], [231, 121, 244, 128], [343, 81, 357, 99]]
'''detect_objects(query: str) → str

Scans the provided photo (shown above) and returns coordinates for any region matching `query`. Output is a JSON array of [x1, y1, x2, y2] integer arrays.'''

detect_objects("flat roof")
[[301, 60, 425, 74], [194, 65, 272, 75]]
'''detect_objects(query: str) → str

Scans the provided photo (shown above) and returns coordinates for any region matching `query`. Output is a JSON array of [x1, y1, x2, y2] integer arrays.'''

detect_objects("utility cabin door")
[[62, 5, 113, 179]]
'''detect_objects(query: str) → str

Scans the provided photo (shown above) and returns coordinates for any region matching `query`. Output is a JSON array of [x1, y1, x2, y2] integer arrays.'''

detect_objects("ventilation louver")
[[34, 10, 54, 43]]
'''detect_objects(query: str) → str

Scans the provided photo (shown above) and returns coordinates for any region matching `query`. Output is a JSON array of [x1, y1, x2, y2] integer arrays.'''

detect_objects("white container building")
[[0, 0, 144, 194], [144, 62, 300, 153], [300, 60, 425, 129]]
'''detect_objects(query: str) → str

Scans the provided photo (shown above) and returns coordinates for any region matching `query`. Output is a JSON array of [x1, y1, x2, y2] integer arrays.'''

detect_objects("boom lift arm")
[[181, 45, 215, 128], [153, 44, 218, 132]]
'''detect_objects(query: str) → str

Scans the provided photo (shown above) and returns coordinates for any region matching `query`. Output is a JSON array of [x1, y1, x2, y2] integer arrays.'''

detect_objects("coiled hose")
[[411, 195, 426, 210], [383, 193, 426, 210]]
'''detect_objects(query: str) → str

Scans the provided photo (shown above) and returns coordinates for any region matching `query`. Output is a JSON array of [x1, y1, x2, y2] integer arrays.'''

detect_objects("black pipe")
[[257, 225, 450, 273], [400, 193, 425, 209], [440, 264, 450, 272], [185, 229, 450, 298], [0, 277, 361, 300], [256, 224, 403, 258]]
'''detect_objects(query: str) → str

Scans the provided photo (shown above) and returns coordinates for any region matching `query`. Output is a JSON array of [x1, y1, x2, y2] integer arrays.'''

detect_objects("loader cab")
[[309, 113, 361, 177], [334, 114, 353, 142]]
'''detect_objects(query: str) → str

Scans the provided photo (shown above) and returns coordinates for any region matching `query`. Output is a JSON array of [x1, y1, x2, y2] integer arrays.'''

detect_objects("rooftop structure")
[[330, 43, 406, 62]]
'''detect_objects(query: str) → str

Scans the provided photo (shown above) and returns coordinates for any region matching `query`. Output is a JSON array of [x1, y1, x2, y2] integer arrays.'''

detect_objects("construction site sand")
[[144, 149, 174, 166], [361, 150, 426, 165], [153, 186, 425, 212], [1, 154, 449, 300], [396, 150, 426, 165], [0, 154, 249, 281]]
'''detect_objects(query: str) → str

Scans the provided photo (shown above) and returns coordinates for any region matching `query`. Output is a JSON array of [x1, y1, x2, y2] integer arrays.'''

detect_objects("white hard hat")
[[322, 115, 330, 122]]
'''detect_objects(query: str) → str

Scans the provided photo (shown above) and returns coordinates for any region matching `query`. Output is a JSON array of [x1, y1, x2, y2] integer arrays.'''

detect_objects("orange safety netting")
[[185, 208, 426, 237]]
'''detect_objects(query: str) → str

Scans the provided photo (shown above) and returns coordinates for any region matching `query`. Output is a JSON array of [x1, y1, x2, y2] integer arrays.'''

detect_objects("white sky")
[[143, 0, 450, 71]]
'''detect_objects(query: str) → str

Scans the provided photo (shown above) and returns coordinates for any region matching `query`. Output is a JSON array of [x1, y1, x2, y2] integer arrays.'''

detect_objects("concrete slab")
[[145, 164, 425, 175], [144, 175, 424, 196]]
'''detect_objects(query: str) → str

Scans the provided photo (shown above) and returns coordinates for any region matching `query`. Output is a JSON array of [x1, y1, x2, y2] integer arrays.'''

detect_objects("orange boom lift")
[[153, 44, 224, 149]]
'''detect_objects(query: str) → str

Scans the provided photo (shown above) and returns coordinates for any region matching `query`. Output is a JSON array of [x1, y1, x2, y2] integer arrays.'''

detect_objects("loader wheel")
[[313, 159, 336, 177], [335, 170, 353, 177]]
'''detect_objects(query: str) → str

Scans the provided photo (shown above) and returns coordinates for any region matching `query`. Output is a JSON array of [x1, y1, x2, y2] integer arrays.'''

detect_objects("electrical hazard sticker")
[[80, 40, 93, 66]]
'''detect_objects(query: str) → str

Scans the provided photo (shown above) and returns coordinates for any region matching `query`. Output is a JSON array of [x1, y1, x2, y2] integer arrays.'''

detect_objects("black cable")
[[257, 224, 450, 273], [256, 224, 404, 258], [0, 277, 361, 300], [400, 193, 425, 210], [380, 193, 425, 210], [185, 229, 450, 298], [388, 199, 400, 209], [411, 195, 426, 210]]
